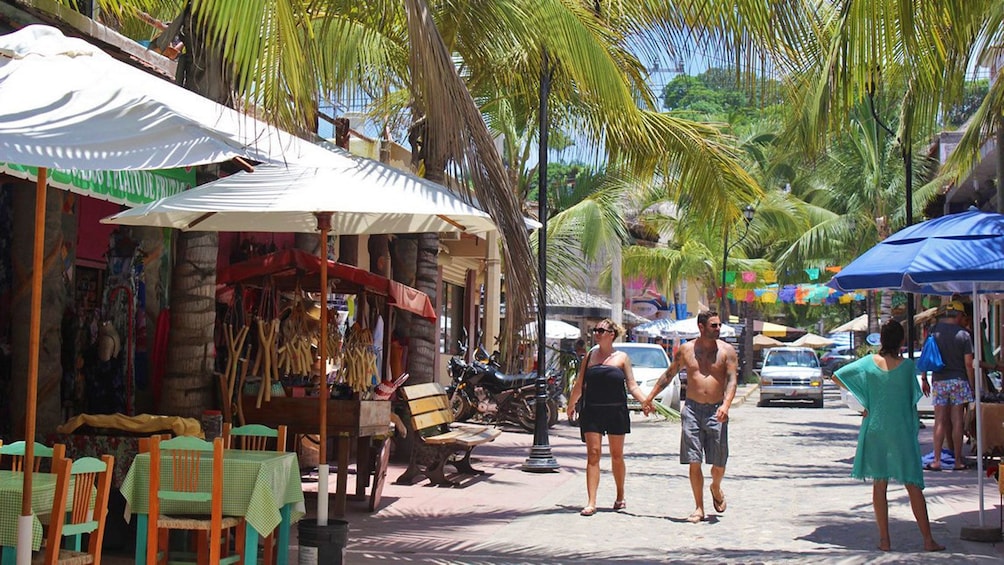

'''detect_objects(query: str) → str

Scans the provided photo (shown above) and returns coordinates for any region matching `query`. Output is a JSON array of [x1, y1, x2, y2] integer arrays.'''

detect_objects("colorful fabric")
[[932, 378, 974, 406], [120, 450, 305, 537], [45, 433, 146, 488], [834, 356, 925, 488]]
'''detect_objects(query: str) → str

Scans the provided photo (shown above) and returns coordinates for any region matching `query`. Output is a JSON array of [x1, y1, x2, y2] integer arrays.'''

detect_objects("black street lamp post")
[[719, 205, 756, 317], [523, 48, 558, 472]]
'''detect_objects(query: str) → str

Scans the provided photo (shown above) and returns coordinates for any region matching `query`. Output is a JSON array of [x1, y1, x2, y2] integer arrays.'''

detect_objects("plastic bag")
[[916, 334, 945, 373]]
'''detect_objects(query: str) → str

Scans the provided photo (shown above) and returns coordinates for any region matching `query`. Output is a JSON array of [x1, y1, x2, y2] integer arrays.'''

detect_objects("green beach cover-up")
[[834, 356, 925, 488]]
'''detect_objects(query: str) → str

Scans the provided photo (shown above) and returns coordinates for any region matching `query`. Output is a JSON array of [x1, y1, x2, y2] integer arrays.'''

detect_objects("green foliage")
[[661, 68, 784, 124], [944, 79, 990, 128]]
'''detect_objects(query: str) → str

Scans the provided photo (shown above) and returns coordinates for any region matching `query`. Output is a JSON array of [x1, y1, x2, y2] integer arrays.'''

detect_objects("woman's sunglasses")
[[592, 327, 614, 334]]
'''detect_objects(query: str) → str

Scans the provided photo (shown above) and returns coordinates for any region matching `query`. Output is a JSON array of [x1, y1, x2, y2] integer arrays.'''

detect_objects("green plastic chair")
[[40, 454, 114, 565], [0, 440, 65, 472], [222, 423, 287, 452]]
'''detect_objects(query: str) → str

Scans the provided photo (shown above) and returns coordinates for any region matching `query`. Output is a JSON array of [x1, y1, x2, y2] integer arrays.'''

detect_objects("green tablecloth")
[[120, 450, 304, 537], [0, 470, 65, 550]]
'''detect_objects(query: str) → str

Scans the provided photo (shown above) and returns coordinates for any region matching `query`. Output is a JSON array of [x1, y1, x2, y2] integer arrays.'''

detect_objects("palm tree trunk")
[[11, 183, 65, 436], [408, 233, 438, 384], [160, 231, 218, 417], [158, 13, 233, 417]]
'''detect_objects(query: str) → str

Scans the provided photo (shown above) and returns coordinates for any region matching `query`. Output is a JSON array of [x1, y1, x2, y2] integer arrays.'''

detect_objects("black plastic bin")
[[298, 520, 348, 564]]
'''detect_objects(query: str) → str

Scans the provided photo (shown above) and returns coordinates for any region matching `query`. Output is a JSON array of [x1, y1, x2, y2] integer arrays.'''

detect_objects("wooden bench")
[[395, 382, 501, 486]]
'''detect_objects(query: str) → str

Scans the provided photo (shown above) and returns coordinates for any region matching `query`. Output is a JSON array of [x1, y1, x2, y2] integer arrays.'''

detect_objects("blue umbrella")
[[829, 207, 1003, 528], [830, 208, 1004, 294]]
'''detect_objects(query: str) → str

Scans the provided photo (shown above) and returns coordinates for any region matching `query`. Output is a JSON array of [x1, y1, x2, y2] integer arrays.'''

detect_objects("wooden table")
[[967, 402, 1004, 457], [121, 450, 304, 565], [240, 396, 392, 515]]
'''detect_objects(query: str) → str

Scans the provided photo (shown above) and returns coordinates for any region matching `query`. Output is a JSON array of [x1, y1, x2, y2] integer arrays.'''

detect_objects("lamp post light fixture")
[[719, 204, 756, 317]]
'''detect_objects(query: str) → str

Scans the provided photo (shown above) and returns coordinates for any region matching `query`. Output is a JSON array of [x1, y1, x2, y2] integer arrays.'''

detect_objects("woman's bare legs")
[[905, 484, 945, 551], [608, 434, 626, 503], [583, 432, 602, 513], [873, 480, 891, 550]]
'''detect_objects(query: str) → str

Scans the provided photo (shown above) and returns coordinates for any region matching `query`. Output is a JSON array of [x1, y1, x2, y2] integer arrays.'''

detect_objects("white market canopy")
[[523, 319, 581, 341], [102, 164, 498, 235], [0, 25, 345, 170]]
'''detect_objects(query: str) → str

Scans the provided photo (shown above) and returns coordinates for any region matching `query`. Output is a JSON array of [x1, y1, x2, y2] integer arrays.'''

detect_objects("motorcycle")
[[448, 350, 557, 432]]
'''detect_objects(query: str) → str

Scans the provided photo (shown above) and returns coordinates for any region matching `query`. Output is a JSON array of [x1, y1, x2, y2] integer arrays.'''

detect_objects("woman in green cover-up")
[[832, 320, 943, 552]]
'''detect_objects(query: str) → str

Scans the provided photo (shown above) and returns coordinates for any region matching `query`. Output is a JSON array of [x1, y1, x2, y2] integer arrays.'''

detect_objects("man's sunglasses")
[[708, 323, 721, 328], [592, 327, 614, 334]]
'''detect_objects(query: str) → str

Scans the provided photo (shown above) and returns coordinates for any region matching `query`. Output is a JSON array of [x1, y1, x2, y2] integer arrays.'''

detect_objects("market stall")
[[215, 249, 435, 514]]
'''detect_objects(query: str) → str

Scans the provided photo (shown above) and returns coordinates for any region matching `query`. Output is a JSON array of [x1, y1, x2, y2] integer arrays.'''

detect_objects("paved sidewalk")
[[295, 383, 1004, 563], [99, 383, 1003, 563]]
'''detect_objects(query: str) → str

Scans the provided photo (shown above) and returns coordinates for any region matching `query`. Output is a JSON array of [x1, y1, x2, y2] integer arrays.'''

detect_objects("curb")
[[731, 383, 760, 407]]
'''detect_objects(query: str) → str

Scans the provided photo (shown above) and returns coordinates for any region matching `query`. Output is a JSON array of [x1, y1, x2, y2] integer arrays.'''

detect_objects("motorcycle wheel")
[[516, 401, 543, 432], [451, 392, 475, 421], [547, 399, 559, 428]]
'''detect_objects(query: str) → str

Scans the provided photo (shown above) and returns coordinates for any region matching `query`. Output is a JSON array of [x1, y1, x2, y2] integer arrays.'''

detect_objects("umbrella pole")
[[316, 213, 332, 525], [17, 168, 46, 564], [959, 290, 999, 542]]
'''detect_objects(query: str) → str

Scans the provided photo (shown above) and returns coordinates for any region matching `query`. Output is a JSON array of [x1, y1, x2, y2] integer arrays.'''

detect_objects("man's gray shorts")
[[681, 400, 728, 467]]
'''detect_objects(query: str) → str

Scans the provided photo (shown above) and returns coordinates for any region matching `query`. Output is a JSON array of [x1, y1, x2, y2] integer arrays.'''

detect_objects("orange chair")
[[36, 454, 114, 565], [144, 436, 244, 565], [221, 423, 287, 564]]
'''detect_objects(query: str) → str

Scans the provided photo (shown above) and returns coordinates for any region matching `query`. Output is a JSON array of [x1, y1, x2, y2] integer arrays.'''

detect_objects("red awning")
[[218, 249, 436, 321]]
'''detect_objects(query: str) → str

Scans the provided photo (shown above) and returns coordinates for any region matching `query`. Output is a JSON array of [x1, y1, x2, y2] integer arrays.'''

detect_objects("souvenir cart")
[[216, 249, 435, 513]]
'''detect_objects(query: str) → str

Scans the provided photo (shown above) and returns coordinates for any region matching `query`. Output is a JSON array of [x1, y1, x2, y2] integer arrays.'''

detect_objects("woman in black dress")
[[566, 319, 647, 516]]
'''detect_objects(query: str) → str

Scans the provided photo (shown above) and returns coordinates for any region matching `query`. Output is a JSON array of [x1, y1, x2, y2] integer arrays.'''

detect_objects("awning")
[[218, 249, 436, 321]]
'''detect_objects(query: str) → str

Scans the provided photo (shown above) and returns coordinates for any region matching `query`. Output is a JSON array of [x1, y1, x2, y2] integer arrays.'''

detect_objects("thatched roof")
[[546, 283, 649, 326]]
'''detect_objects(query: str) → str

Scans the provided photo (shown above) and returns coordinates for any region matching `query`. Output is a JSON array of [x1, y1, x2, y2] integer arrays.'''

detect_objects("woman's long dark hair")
[[878, 320, 905, 356]]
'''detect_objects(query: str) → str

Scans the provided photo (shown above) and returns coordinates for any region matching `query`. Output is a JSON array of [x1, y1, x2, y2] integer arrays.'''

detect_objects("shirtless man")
[[642, 310, 738, 523]]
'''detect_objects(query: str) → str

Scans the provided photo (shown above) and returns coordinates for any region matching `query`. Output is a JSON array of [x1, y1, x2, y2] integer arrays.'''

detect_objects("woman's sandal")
[[580, 505, 597, 517], [613, 500, 627, 511]]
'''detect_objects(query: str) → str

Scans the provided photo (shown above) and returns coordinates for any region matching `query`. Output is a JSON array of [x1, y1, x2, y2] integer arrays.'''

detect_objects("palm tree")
[[52, 0, 772, 400]]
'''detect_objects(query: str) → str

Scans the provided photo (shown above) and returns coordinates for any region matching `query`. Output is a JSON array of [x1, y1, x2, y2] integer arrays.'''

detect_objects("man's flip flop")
[[686, 510, 705, 523], [924, 463, 942, 472], [711, 489, 726, 513]]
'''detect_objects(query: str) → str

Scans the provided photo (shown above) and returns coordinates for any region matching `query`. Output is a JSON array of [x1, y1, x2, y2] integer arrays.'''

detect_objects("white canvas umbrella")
[[0, 25, 342, 169], [523, 319, 581, 341], [104, 163, 497, 520], [669, 316, 737, 339], [103, 163, 498, 235], [0, 24, 460, 554], [791, 332, 835, 349], [831, 314, 868, 333]]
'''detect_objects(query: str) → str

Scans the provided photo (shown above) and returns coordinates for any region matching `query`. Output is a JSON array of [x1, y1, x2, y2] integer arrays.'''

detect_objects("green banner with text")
[[1, 162, 194, 207]]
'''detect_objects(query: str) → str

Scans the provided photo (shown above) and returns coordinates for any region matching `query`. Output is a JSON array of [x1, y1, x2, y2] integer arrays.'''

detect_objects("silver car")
[[613, 343, 681, 411], [757, 347, 824, 408]]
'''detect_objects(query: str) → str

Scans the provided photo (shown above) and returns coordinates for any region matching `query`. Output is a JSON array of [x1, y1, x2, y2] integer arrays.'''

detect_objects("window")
[[440, 282, 465, 354]]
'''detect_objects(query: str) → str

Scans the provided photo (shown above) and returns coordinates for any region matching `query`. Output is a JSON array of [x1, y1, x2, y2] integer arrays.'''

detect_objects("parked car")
[[820, 347, 855, 375], [758, 346, 824, 408], [613, 343, 680, 411]]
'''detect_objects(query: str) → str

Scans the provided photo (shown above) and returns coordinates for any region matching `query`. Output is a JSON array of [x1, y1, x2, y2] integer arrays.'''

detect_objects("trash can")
[[200, 410, 222, 440], [298, 520, 348, 564]]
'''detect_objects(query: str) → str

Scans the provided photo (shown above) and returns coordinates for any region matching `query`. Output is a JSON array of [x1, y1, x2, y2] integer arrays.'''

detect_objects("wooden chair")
[[0, 440, 66, 472], [221, 423, 287, 564], [222, 423, 287, 452], [35, 454, 114, 565], [145, 436, 244, 565]]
